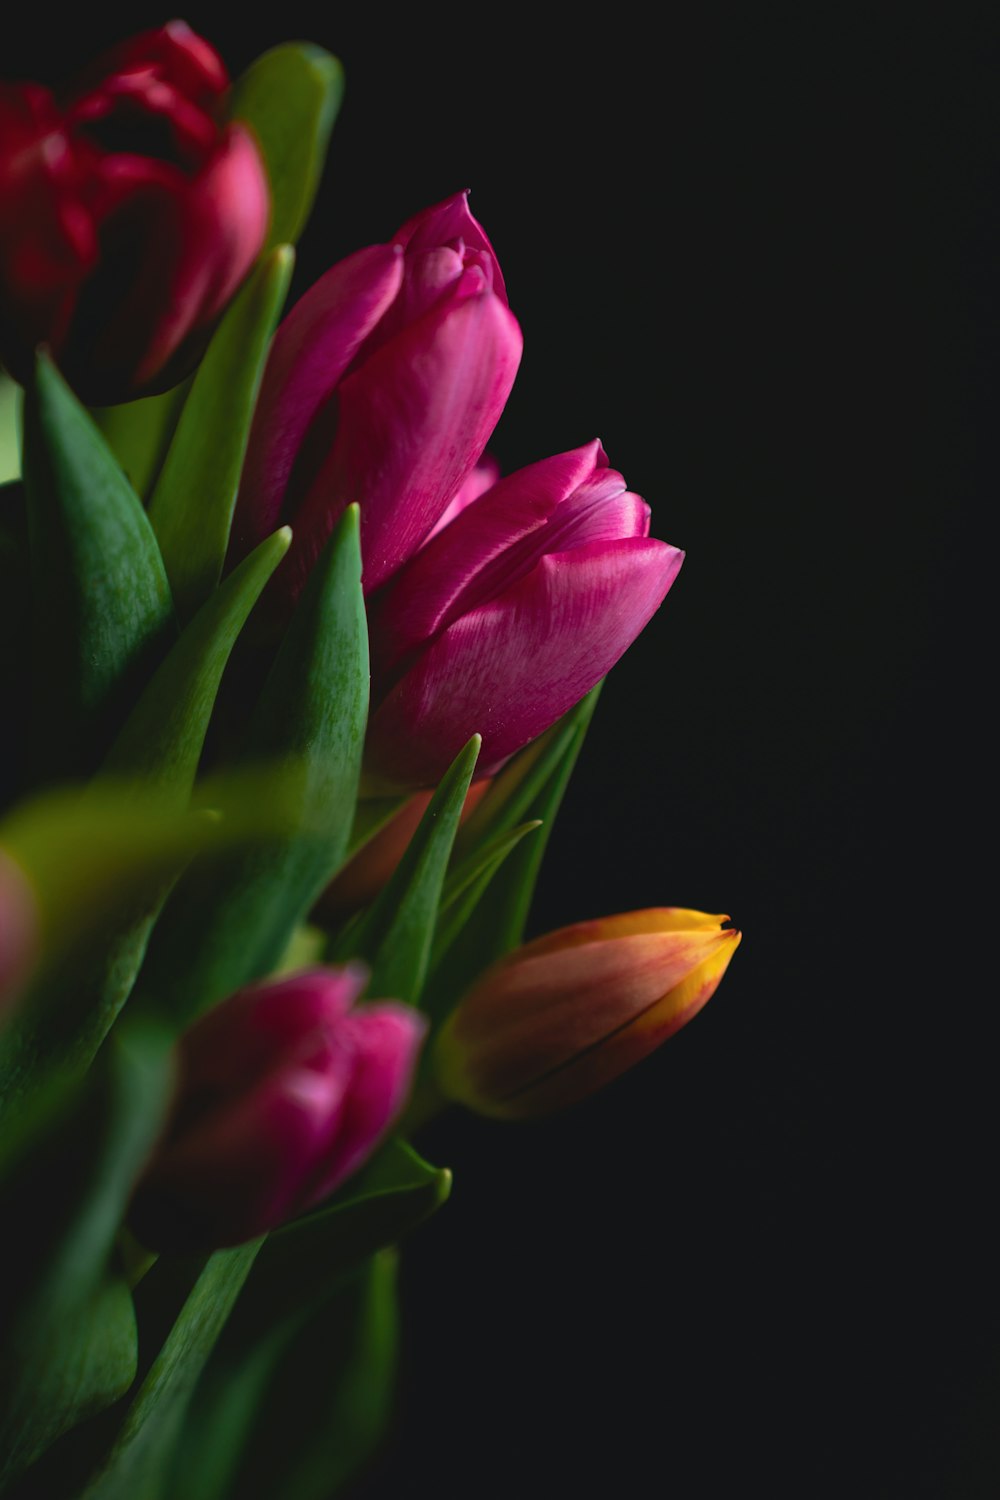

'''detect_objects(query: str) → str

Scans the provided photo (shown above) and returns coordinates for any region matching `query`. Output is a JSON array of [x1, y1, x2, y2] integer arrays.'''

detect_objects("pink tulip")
[[129, 966, 426, 1250], [364, 440, 684, 786], [229, 192, 522, 606], [0, 22, 269, 403], [0, 850, 37, 1018], [435, 908, 740, 1118]]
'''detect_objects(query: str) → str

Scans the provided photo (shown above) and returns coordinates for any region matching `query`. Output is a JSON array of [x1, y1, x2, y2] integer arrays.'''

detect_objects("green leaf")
[[22, 354, 175, 783], [326, 736, 481, 1004], [76, 1242, 263, 1500], [147, 250, 294, 622], [103, 528, 291, 792], [425, 687, 602, 1020], [137, 506, 368, 1026], [228, 44, 344, 252], [169, 1253, 399, 1500], [0, 1024, 172, 1488], [91, 383, 190, 503], [0, 372, 21, 483], [227, 1139, 449, 1336], [7, 529, 293, 1082]]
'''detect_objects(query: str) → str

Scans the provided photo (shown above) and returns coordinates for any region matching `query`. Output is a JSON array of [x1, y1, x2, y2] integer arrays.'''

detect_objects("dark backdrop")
[[7, 8, 996, 1496]]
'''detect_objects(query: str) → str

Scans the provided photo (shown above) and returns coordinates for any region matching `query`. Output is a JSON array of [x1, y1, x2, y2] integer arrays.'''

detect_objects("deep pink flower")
[[129, 966, 425, 1250], [230, 191, 522, 606], [0, 21, 268, 403], [364, 440, 684, 786]]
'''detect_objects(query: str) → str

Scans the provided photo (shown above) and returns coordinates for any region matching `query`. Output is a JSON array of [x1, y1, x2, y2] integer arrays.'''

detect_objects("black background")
[[7, 7, 997, 1495]]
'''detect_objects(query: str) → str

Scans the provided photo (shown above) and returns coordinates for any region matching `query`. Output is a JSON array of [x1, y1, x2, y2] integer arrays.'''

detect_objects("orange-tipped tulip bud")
[[434, 908, 740, 1118]]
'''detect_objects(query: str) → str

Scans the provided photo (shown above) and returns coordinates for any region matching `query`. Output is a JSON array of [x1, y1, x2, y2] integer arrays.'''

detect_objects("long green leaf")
[[424, 687, 602, 1021], [22, 354, 175, 783], [0, 1025, 172, 1489], [169, 1253, 398, 1500], [137, 507, 368, 1026], [326, 736, 481, 1004], [77, 1242, 263, 1500], [90, 383, 190, 503], [147, 250, 294, 621], [228, 44, 344, 252]]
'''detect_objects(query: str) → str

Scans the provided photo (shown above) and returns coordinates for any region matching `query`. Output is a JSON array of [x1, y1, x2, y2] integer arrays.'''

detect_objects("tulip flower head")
[[435, 909, 740, 1118], [365, 441, 684, 785], [130, 966, 426, 1250], [230, 191, 523, 606], [0, 21, 269, 402]]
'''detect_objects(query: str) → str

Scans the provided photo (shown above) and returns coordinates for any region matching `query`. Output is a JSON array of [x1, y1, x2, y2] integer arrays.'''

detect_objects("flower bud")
[[229, 191, 522, 608], [365, 440, 683, 786], [0, 22, 268, 403], [130, 966, 426, 1250], [435, 909, 739, 1118]]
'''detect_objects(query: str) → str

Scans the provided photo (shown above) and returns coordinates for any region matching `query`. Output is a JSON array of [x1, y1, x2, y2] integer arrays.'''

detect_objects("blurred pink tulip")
[[0, 850, 37, 1018], [364, 440, 684, 786], [435, 908, 740, 1118], [0, 21, 269, 403], [230, 191, 522, 608], [130, 966, 426, 1250]]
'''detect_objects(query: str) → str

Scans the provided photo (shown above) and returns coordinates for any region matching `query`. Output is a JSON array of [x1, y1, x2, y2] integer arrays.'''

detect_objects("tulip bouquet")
[[0, 21, 740, 1499]]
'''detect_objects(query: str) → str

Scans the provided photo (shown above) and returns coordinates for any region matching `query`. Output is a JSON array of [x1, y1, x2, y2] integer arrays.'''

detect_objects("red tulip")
[[364, 440, 683, 786], [0, 21, 268, 403], [230, 191, 522, 605], [129, 966, 425, 1250], [435, 909, 740, 1117]]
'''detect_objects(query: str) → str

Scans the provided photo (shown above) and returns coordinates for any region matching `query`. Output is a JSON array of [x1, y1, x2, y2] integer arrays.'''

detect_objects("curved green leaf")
[[326, 736, 481, 1005], [147, 250, 295, 622], [228, 44, 344, 252], [137, 506, 368, 1026], [22, 354, 175, 783]]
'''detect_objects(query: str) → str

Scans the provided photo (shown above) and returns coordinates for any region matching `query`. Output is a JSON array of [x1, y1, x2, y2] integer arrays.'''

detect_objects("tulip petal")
[[131, 1042, 356, 1248], [439, 925, 740, 1117], [299, 1003, 427, 1209], [368, 538, 683, 784], [371, 442, 603, 672], [515, 907, 734, 957], [289, 284, 522, 597], [231, 243, 403, 558], [393, 189, 508, 305], [507, 928, 741, 1116]]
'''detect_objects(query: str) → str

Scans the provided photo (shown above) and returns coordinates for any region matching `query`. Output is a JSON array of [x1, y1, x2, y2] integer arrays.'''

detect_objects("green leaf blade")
[[147, 249, 294, 622], [228, 44, 344, 252], [22, 354, 175, 783]]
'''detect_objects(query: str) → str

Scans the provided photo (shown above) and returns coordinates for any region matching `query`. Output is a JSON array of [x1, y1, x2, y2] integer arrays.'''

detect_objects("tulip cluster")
[[0, 21, 268, 403], [0, 23, 740, 1493]]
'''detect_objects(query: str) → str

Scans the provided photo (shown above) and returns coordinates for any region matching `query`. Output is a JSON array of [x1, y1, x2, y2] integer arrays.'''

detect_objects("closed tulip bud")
[[229, 191, 522, 607], [130, 966, 425, 1250], [365, 440, 684, 786], [0, 22, 269, 403], [435, 909, 740, 1118], [0, 849, 37, 1017]]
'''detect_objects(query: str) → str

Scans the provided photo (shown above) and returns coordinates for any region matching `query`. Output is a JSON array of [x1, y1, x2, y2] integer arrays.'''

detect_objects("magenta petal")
[[177, 966, 368, 1097], [426, 456, 501, 539], [287, 285, 523, 598], [131, 1046, 355, 1248], [372, 442, 603, 672], [367, 539, 684, 784], [393, 189, 508, 305], [231, 242, 404, 560], [298, 1003, 427, 1209]]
